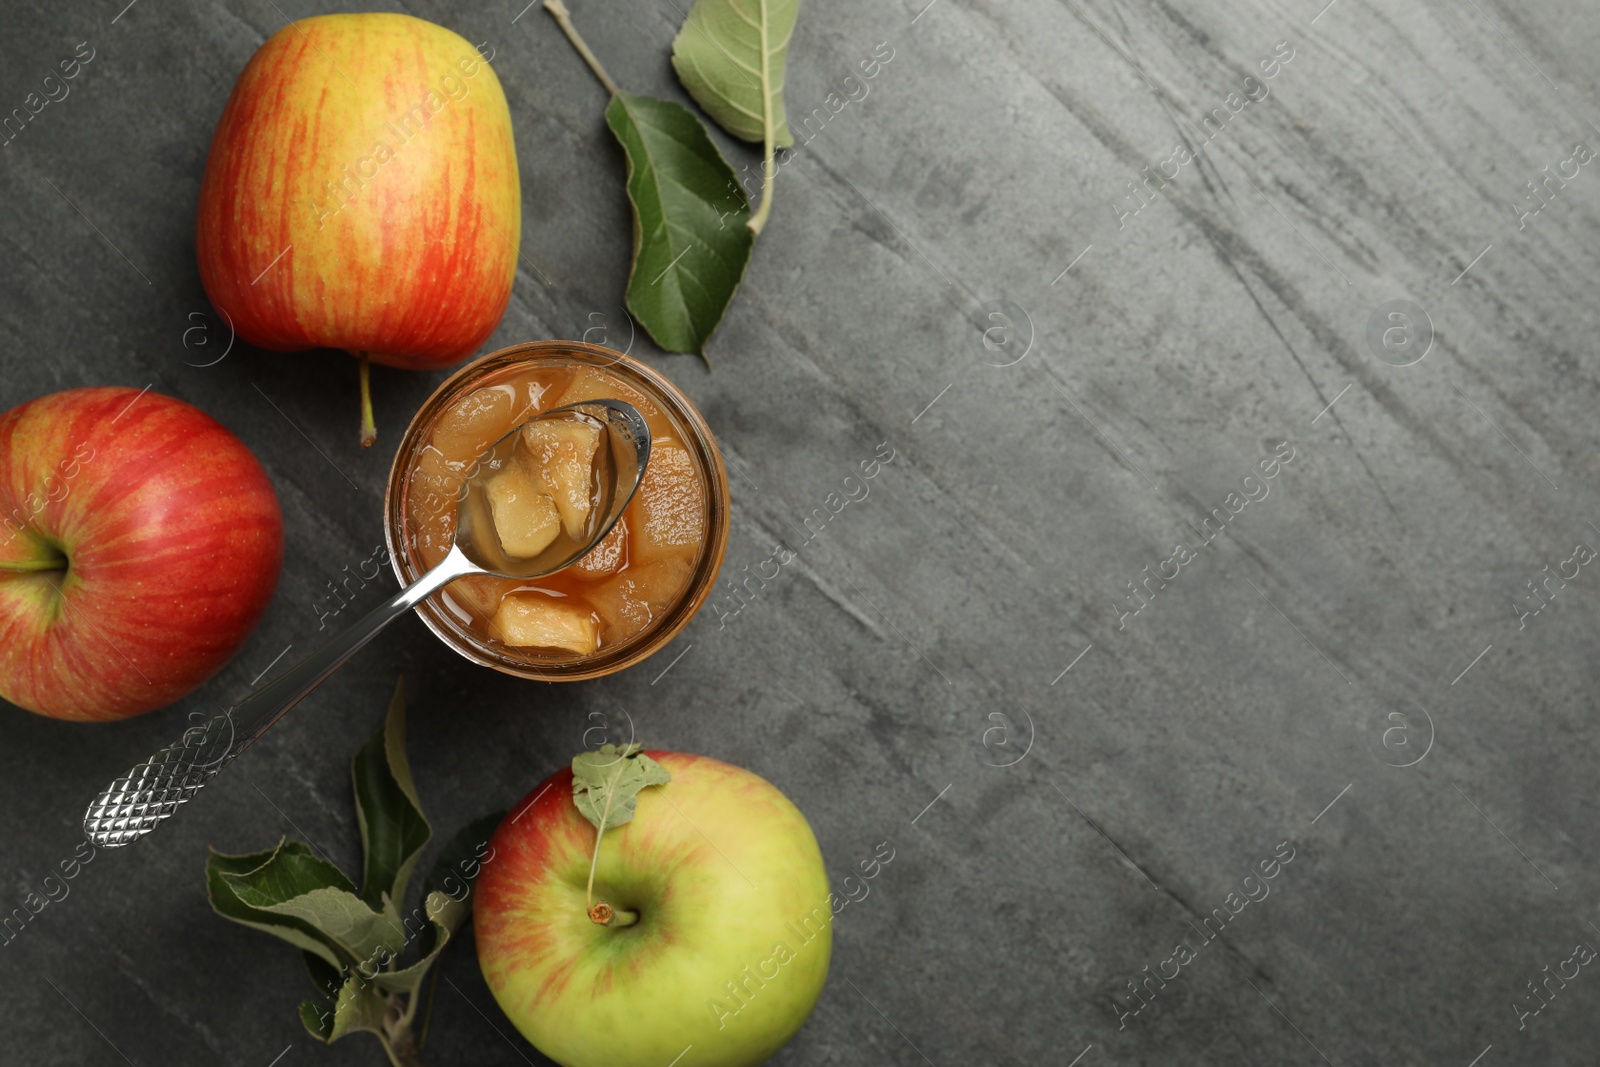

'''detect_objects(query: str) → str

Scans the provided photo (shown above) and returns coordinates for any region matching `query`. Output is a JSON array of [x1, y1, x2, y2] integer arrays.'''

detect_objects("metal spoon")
[[82, 400, 650, 848]]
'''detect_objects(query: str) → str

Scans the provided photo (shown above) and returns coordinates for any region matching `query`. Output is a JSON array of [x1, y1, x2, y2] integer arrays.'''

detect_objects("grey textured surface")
[[2, 0, 1599, 1064]]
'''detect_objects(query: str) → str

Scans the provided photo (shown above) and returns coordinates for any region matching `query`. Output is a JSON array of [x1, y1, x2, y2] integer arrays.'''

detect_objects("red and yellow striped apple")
[[475, 751, 833, 1067], [196, 12, 522, 447], [0, 387, 283, 722]]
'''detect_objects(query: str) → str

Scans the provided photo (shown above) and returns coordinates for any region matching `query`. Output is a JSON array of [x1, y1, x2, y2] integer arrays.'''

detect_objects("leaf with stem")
[[606, 93, 753, 356], [352, 677, 431, 911], [328, 978, 389, 1043], [546, 0, 754, 357], [298, 997, 335, 1041], [206, 840, 360, 971], [572, 744, 671, 831], [572, 744, 671, 926], [204, 676, 506, 1067], [671, 0, 800, 234]]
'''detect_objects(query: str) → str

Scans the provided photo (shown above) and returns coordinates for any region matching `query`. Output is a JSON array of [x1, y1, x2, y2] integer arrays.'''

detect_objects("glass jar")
[[383, 340, 729, 681]]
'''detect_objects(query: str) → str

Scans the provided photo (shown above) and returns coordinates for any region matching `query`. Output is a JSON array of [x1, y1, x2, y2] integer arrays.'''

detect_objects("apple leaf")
[[364, 810, 504, 999], [605, 91, 753, 356], [241, 887, 407, 967], [365, 891, 458, 996], [303, 950, 344, 1001], [203, 678, 480, 1060], [206, 839, 360, 970], [671, 0, 800, 148], [572, 744, 672, 832], [213, 838, 357, 898], [298, 999, 335, 1041], [328, 978, 388, 1042], [352, 677, 432, 911]]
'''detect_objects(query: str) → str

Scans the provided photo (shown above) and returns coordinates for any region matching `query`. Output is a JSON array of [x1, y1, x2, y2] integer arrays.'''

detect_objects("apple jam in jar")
[[384, 341, 728, 680]]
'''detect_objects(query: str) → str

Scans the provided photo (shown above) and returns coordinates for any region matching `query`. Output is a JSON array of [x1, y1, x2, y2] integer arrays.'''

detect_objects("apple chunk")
[[446, 575, 520, 621], [520, 419, 601, 539], [635, 444, 705, 557], [556, 366, 661, 422], [571, 518, 627, 580], [434, 384, 524, 461], [488, 595, 600, 653], [485, 466, 561, 559], [586, 557, 691, 643]]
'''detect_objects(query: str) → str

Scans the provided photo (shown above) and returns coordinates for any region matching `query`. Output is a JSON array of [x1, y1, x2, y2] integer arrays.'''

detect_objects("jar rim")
[[382, 340, 729, 681]]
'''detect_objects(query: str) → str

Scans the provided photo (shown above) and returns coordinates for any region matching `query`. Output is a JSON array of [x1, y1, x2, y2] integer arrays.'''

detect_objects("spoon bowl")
[[454, 400, 650, 579]]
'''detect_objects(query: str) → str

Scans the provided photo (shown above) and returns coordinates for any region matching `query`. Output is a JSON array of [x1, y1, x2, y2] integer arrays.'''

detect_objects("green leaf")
[[212, 838, 357, 897], [211, 838, 405, 966], [328, 978, 388, 1043], [370, 810, 505, 995], [235, 886, 406, 967], [367, 891, 458, 996], [671, 0, 800, 147], [352, 677, 432, 911], [206, 840, 359, 970], [572, 744, 672, 832], [298, 999, 335, 1042], [605, 91, 753, 356], [303, 950, 343, 1001], [419, 889, 469, 955], [420, 811, 505, 907]]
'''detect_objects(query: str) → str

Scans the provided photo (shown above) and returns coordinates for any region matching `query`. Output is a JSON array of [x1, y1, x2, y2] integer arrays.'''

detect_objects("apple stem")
[[544, 0, 621, 96], [583, 758, 630, 919], [378, 1032, 424, 1067], [587, 900, 639, 927], [359, 353, 378, 449], [379, 996, 425, 1067]]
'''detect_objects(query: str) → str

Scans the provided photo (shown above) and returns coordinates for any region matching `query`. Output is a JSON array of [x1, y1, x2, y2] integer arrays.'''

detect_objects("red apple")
[[0, 387, 283, 721], [476, 750, 833, 1067], [195, 12, 522, 446]]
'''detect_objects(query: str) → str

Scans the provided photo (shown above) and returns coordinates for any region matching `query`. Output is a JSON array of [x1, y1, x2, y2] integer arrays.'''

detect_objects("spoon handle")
[[235, 543, 479, 744], [82, 545, 480, 848]]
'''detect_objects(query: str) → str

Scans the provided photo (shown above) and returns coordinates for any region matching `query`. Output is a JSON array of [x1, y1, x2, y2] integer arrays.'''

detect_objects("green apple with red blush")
[[475, 747, 833, 1067]]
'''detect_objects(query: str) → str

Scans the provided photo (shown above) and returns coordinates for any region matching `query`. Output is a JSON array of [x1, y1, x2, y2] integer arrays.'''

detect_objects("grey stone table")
[[2, 0, 1598, 1064]]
